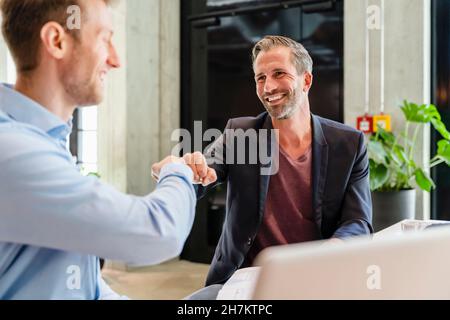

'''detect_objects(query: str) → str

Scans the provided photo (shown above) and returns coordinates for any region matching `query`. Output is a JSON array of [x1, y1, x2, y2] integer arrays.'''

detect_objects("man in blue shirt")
[[0, 0, 215, 299]]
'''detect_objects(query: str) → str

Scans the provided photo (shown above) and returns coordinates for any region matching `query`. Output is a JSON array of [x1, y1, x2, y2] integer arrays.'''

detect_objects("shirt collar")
[[0, 83, 73, 139]]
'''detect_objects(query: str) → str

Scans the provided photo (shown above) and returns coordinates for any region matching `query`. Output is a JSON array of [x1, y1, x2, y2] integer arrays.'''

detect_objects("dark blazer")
[[197, 112, 373, 285]]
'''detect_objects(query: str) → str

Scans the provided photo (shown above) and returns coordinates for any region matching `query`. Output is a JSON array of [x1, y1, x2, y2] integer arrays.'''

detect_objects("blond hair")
[[1, 0, 115, 73]]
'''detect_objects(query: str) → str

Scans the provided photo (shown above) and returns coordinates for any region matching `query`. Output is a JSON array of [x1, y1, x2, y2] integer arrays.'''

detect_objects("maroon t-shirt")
[[244, 145, 321, 266]]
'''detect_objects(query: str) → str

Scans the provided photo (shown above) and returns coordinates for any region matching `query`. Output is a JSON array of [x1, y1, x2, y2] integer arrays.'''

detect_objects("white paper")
[[217, 267, 260, 300]]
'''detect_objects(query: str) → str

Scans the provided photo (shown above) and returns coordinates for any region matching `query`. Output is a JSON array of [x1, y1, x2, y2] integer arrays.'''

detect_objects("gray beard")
[[275, 103, 299, 120], [264, 93, 300, 120]]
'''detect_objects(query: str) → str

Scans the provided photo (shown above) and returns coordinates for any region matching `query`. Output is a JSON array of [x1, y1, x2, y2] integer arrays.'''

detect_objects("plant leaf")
[[377, 126, 396, 146], [401, 101, 441, 123], [431, 118, 450, 140], [391, 145, 408, 166], [370, 161, 389, 191], [87, 172, 101, 178], [368, 140, 388, 165], [397, 170, 412, 190], [437, 140, 450, 165], [414, 168, 435, 192], [423, 104, 441, 121]]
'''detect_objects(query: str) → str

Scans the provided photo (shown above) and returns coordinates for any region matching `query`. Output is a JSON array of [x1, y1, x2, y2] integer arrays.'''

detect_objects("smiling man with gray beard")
[[182, 35, 373, 300]]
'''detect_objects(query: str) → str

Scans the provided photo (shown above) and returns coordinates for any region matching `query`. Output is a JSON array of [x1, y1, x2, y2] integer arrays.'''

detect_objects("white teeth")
[[267, 95, 283, 102]]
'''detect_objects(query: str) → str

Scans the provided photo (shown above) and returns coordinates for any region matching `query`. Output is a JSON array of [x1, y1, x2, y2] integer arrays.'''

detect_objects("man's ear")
[[303, 72, 313, 93], [40, 22, 69, 60]]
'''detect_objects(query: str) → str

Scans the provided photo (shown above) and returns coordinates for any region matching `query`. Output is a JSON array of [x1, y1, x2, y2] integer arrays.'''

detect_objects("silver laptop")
[[251, 225, 450, 299]]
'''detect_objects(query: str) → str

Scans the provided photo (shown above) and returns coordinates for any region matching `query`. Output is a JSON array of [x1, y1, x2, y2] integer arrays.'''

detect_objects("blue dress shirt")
[[0, 84, 196, 300]]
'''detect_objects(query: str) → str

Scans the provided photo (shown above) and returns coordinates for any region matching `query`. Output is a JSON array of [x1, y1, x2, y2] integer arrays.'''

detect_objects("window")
[[6, 50, 16, 84], [73, 107, 98, 176]]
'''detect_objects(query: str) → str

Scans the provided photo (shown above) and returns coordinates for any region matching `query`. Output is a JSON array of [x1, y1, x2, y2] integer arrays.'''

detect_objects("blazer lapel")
[[258, 114, 274, 218], [312, 115, 328, 237]]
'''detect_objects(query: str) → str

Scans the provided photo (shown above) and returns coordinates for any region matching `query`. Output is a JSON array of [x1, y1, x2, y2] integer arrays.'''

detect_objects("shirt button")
[[247, 237, 252, 246]]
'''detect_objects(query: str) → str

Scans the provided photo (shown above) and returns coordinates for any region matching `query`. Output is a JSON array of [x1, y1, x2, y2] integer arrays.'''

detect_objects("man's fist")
[[151, 156, 186, 181], [183, 152, 217, 186]]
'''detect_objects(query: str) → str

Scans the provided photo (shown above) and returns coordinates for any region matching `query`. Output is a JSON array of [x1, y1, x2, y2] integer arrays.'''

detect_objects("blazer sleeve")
[[333, 132, 373, 238]]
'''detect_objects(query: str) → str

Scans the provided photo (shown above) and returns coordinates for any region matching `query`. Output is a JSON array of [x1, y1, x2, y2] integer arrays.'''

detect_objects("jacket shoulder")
[[316, 116, 360, 134], [315, 116, 363, 141], [226, 112, 268, 130]]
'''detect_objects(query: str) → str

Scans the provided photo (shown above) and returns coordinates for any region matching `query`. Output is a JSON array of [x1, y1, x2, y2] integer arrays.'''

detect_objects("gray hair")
[[252, 35, 313, 74]]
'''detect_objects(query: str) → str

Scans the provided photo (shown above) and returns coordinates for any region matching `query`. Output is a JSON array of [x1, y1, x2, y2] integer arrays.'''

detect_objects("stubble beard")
[[263, 89, 301, 120], [61, 48, 104, 107]]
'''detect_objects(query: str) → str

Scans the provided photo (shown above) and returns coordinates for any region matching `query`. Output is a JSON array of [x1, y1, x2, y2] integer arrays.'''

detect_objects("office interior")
[[0, 0, 449, 299]]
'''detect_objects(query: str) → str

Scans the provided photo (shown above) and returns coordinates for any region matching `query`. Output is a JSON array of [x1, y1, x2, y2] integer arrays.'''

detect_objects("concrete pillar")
[[125, 0, 161, 196], [98, 1, 128, 193], [98, 0, 180, 196], [160, 1, 181, 158], [98, 0, 180, 269], [344, 0, 431, 219]]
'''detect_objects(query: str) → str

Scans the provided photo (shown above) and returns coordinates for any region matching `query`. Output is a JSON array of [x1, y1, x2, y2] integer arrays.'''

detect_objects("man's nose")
[[107, 43, 121, 69], [264, 77, 278, 93]]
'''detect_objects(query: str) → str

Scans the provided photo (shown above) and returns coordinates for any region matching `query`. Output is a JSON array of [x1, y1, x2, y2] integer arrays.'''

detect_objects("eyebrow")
[[255, 68, 286, 78]]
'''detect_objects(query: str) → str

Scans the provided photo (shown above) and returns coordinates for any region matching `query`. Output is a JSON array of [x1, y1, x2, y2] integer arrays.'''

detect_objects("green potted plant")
[[368, 101, 450, 231]]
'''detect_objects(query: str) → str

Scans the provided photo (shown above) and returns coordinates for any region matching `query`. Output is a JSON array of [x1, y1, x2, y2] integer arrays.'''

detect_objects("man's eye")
[[257, 77, 265, 82], [274, 72, 284, 77]]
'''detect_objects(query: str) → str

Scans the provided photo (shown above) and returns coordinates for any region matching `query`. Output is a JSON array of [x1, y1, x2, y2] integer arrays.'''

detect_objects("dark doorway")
[[180, 0, 344, 263], [431, 0, 450, 220]]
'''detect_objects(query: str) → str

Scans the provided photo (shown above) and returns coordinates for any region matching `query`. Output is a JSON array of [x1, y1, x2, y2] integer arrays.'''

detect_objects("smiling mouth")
[[265, 94, 286, 103]]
